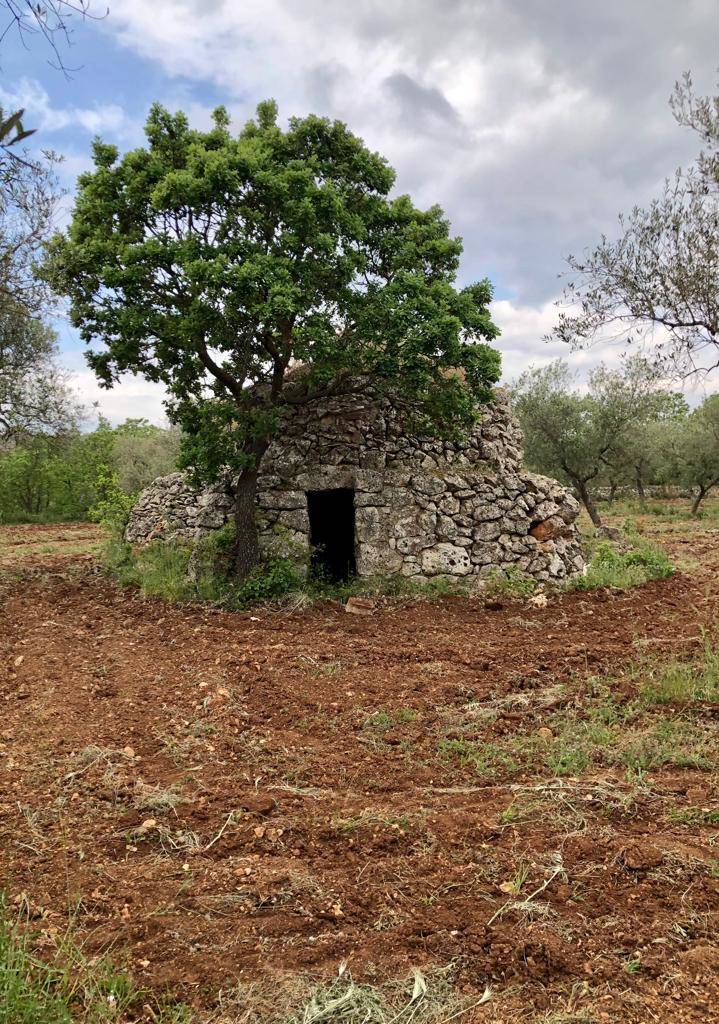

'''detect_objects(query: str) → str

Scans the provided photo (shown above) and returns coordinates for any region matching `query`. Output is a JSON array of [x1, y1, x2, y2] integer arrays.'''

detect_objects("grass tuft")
[[635, 634, 719, 705], [0, 894, 190, 1023], [483, 565, 538, 598], [571, 539, 674, 591]]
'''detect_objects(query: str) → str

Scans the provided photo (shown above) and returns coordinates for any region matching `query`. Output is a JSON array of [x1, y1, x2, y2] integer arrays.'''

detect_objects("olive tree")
[[553, 74, 719, 375], [44, 101, 501, 577], [513, 357, 672, 526], [668, 395, 719, 514], [599, 390, 687, 503], [0, 303, 80, 441], [112, 420, 181, 495]]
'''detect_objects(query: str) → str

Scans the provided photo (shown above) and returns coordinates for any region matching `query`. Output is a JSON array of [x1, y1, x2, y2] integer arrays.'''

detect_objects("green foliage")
[[483, 565, 538, 597], [113, 420, 181, 495], [43, 98, 501, 574], [228, 558, 304, 608], [617, 718, 714, 772], [0, 430, 109, 523], [668, 806, 719, 827], [544, 740, 591, 777], [87, 466, 136, 529], [514, 356, 687, 524], [438, 737, 520, 776], [0, 893, 191, 1024], [0, 897, 72, 1024], [666, 394, 719, 512], [635, 634, 719, 705], [571, 540, 674, 591], [104, 528, 302, 608], [0, 418, 179, 524]]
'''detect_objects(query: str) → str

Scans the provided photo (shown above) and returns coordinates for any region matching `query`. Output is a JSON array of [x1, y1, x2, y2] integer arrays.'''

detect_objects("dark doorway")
[[307, 488, 356, 582]]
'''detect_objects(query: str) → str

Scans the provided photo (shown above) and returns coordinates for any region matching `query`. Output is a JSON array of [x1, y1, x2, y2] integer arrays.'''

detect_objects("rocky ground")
[[1, 504, 719, 1022]]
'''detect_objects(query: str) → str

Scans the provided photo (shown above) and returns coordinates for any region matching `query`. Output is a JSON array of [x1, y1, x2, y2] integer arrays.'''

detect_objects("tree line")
[[0, 417, 179, 523], [514, 357, 719, 525]]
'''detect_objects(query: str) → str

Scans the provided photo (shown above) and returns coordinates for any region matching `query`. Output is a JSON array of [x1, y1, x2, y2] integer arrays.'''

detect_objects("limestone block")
[[396, 535, 434, 555], [257, 490, 306, 511], [472, 541, 498, 564], [473, 521, 501, 542], [355, 506, 390, 544], [421, 543, 472, 576], [411, 474, 446, 496], [438, 495, 460, 516], [275, 508, 310, 533], [356, 543, 403, 575]]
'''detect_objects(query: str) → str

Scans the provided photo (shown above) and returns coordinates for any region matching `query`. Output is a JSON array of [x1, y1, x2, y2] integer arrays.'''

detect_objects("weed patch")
[[103, 529, 473, 611], [634, 635, 719, 704], [285, 965, 486, 1023], [438, 737, 521, 776], [483, 565, 538, 598], [571, 540, 674, 591], [667, 806, 719, 826], [0, 894, 188, 1023]]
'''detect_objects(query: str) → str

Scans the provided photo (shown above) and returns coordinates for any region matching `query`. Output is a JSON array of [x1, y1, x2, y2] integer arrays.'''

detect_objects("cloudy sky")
[[2, 0, 717, 423]]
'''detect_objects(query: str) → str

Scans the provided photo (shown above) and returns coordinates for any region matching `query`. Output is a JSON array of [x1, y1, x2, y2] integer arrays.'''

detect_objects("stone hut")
[[126, 388, 584, 584]]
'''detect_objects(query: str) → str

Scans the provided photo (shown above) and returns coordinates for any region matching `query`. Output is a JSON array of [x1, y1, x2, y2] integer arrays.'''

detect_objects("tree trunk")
[[574, 478, 603, 528], [608, 481, 618, 504], [232, 468, 261, 580], [635, 471, 646, 506], [692, 485, 708, 516]]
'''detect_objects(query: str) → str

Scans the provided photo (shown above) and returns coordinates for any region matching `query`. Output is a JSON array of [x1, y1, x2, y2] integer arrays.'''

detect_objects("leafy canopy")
[[667, 395, 719, 510], [513, 356, 681, 524], [43, 100, 501, 488]]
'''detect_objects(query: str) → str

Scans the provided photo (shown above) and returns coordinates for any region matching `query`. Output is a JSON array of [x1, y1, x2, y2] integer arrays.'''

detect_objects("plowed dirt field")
[[2, 509, 719, 1022]]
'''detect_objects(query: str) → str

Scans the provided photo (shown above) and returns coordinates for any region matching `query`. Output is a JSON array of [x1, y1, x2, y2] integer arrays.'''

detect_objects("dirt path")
[[1, 519, 719, 1022]]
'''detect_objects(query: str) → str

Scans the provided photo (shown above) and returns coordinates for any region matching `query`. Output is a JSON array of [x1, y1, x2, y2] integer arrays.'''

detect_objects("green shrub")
[[0, 418, 179, 526], [571, 540, 674, 591], [87, 466, 136, 530], [102, 527, 302, 609], [105, 524, 475, 612], [483, 565, 538, 598], [227, 558, 303, 608]]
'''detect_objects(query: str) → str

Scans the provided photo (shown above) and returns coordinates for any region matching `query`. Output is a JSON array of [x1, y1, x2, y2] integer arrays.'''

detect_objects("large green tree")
[[43, 101, 501, 576]]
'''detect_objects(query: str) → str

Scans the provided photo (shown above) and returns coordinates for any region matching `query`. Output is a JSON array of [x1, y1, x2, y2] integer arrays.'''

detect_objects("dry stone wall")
[[126, 390, 584, 583]]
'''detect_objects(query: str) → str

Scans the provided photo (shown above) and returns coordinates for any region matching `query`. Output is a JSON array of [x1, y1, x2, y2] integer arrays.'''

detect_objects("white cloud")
[[492, 297, 630, 385], [103, 0, 716, 305], [46, 0, 719, 422], [69, 370, 170, 428], [0, 78, 139, 141]]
